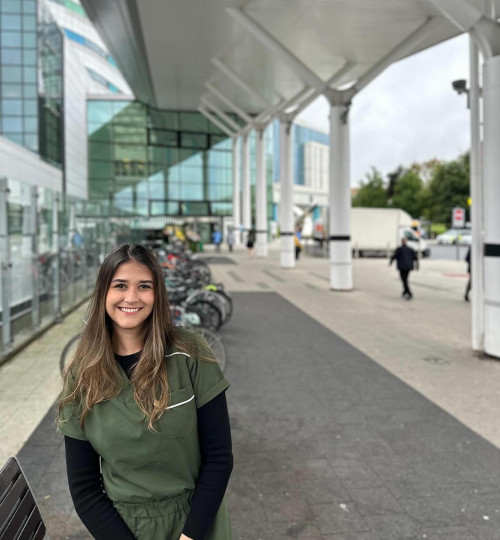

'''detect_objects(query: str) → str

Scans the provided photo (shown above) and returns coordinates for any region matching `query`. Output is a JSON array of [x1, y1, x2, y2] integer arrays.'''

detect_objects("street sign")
[[452, 207, 465, 228]]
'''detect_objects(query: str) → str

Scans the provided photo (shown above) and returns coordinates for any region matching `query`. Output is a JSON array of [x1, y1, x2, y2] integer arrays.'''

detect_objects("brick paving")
[[4, 246, 500, 539]]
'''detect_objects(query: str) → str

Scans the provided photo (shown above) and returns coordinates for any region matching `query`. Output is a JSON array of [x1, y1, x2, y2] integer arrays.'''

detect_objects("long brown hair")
[[57, 244, 204, 431]]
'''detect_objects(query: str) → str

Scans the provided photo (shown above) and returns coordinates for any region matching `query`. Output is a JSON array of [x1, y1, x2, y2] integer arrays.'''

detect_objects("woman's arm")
[[64, 437, 136, 539], [181, 391, 233, 539]]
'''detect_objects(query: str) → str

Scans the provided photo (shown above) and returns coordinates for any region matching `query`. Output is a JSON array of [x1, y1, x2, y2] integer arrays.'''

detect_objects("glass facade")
[[88, 100, 239, 218], [0, 0, 63, 165], [0, 174, 128, 358]]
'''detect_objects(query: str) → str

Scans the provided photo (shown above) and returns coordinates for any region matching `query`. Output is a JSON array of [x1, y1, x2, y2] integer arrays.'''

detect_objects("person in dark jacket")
[[389, 238, 419, 299], [464, 247, 471, 302]]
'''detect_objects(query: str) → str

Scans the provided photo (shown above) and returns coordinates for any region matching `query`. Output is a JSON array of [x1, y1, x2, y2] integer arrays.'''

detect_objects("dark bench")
[[0, 457, 46, 540]]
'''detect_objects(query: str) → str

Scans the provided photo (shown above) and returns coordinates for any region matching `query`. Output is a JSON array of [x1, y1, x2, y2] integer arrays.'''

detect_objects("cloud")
[[297, 34, 471, 186]]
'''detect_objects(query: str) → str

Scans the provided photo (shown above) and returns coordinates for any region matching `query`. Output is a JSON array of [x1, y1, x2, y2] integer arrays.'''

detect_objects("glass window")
[[1, 66, 22, 82], [1, 83, 22, 97], [2, 116, 23, 132], [23, 84, 36, 98], [1, 48, 21, 64], [22, 32, 36, 47], [22, 15, 36, 31], [87, 100, 115, 126], [149, 128, 178, 147], [23, 133, 38, 151], [1, 31, 21, 47], [23, 99, 37, 115], [23, 66, 36, 83], [2, 14, 21, 30], [180, 201, 208, 215], [179, 112, 206, 132], [181, 133, 207, 149], [22, 48, 36, 64], [22, 1, 36, 14], [2, 99, 22, 115], [1, 1, 22, 13], [5, 132, 22, 145], [23, 116, 37, 132]]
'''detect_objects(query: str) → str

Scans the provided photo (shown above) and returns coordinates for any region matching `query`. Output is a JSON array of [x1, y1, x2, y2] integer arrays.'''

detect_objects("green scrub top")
[[57, 329, 231, 539]]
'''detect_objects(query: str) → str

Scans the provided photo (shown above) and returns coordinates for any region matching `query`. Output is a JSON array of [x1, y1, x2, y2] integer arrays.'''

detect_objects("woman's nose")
[[124, 288, 139, 302]]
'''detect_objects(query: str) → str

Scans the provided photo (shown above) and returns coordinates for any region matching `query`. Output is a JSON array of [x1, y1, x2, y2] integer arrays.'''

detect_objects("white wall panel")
[[64, 37, 88, 199], [0, 135, 62, 191]]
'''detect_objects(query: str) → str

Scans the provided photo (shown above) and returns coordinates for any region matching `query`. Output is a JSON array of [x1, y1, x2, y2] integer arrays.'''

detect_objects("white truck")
[[312, 207, 430, 257]]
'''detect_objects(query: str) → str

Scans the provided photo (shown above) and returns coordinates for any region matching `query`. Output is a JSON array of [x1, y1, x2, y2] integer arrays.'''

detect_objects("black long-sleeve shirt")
[[64, 352, 232, 539]]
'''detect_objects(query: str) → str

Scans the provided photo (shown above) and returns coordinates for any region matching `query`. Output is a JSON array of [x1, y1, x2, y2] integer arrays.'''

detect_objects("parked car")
[[436, 228, 471, 244]]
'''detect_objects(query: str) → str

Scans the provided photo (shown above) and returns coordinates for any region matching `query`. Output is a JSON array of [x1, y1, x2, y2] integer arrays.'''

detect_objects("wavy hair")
[[57, 244, 207, 431]]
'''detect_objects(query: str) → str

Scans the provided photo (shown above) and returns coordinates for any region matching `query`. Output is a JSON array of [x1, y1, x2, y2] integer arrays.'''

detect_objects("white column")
[[280, 120, 295, 268], [232, 136, 241, 245], [256, 128, 268, 257], [241, 134, 251, 243], [482, 55, 500, 358], [329, 105, 353, 290], [469, 37, 484, 352]]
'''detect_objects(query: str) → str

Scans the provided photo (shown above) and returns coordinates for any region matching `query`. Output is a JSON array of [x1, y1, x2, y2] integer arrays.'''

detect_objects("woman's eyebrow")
[[111, 279, 153, 284]]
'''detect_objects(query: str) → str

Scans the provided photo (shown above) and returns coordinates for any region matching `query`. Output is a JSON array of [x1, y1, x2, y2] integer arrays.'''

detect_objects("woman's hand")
[[179, 535, 193, 540]]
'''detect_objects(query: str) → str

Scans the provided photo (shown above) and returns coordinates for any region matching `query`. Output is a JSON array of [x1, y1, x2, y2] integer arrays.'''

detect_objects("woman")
[[57, 244, 233, 540]]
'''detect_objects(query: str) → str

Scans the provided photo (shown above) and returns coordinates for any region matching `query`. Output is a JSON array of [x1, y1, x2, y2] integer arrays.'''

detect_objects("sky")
[[297, 34, 471, 187]]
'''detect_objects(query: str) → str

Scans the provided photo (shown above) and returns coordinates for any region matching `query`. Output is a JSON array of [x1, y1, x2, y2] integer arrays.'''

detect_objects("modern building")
[[46, 0, 131, 96], [2, 0, 499, 359]]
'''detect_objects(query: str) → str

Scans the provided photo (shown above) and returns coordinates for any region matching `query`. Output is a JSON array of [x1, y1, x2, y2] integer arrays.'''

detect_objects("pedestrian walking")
[[246, 227, 256, 257], [389, 237, 419, 299], [294, 229, 302, 260], [57, 244, 233, 540], [464, 246, 471, 302], [212, 228, 222, 253], [227, 229, 234, 252]]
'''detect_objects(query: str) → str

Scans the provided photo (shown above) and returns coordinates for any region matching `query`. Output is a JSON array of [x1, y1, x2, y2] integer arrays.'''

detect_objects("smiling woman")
[[105, 261, 155, 349], [56, 244, 233, 540]]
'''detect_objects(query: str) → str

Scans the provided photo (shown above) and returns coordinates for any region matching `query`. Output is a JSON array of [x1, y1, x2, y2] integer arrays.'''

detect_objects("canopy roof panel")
[[80, 0, 500, 115]]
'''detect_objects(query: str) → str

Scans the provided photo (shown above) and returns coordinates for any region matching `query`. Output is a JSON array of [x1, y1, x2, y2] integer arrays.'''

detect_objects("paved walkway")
[[2, 245, 500, 539]]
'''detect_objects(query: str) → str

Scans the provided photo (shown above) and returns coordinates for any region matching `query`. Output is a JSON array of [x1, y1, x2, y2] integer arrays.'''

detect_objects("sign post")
[[452, 207, 465, 228]]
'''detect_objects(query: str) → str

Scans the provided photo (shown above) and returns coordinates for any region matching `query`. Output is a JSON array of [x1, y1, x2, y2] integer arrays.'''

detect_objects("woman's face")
[[105, 261, 155, 334]]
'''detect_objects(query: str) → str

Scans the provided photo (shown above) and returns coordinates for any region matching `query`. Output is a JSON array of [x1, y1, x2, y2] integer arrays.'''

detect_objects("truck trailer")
[[312, 207, 430, 257]]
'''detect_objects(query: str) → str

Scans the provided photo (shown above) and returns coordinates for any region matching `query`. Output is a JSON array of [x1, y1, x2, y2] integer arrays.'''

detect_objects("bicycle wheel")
[[196, 327, 227, 373], [185, 300, 222, 331], [60, 333, 81, 374]]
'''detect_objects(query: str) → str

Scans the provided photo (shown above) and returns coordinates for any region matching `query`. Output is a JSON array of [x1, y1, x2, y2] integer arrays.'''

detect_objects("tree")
[[391, 169, 424, 218], [386, 165, 405, 201], [352, 167, 388, 207], [421, 153, 470, 225]]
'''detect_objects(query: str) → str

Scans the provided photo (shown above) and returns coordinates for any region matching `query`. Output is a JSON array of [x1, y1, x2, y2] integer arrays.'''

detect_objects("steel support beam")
[[279, 120, 294, 268], [227, 7, 327, 95], [469, 37, 484, 352], [198, 106, 236, 137], [212, 58, 273, 108], [346, 19, 439, 97], [255, 128, 268, 257], [241, 134, 251, 242], [205, 83, 255, 125], [200, 97, 242, 133], [329, 105, 352, 290], [232, 136, 241, 245]]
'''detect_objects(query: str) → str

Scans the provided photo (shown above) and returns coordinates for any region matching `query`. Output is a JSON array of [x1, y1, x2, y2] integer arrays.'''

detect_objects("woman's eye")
[[114, 284, 126, 289], [139, 284, 152, 289]]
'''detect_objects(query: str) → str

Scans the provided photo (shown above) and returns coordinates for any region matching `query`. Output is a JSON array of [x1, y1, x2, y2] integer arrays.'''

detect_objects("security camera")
[[452, 79, 468, 94]]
